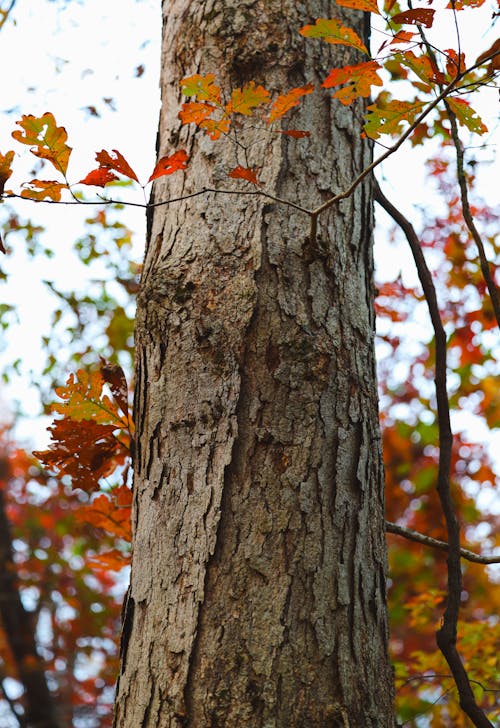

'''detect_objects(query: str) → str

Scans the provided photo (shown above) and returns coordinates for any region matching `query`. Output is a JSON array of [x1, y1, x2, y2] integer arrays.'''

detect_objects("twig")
[[445, 102, 500, 328], [385, 521, 500, 564]]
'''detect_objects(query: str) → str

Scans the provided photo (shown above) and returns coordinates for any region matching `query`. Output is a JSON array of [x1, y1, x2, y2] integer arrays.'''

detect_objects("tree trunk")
[[114, 1, 394, 726]]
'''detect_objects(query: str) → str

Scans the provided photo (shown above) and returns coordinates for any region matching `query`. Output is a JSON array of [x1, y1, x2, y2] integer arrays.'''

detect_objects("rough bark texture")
[[114, 1, 394, 726]]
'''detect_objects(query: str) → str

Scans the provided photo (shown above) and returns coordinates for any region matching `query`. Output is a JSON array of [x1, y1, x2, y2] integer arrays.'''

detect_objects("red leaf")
[[228, 166, 260, 185], [79, 168, 119, 187], [279, 130, 311, 138], [95, 149, 139, 183], [391, 9, 435, 27], [148, 150, 189, 182], [34, 419, 129, 493]]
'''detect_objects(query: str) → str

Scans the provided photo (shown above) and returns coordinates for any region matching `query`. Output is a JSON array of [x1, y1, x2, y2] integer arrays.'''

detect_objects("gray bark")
[[113, 0, 394, 725]]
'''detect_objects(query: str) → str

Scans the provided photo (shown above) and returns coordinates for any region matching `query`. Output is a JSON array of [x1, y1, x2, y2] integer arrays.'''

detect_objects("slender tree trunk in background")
[[114, 1, 394, 725], [0, 486, 62, 728]]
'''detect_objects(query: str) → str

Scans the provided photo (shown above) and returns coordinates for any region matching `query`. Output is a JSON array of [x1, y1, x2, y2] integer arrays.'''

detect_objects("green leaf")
[[364, 98, 426, 138], [446, 97, 488, 135]]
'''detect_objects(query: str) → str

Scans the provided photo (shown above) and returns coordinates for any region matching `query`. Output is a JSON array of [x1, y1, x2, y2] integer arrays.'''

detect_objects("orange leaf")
[[87, 548, 130, 572], [391, 30, 417, 44], [148, 150, 189, 181], [199, 118, 231, 140], [0, 150, 14, 195], [12, 112, 72, 175], [322, 60, 383, 105], [79, 168, 119, 187], [178, 101, 215, 125], [445, 49, 466, 78], [268, 84, 315, 123], [225, 82, 270, 115], [95, 149, 139, 183], [77, 489, 131, 541], [228, 166, 260, 185], [53, 368, 129, 428], [335, 0, 380, 13], [20, 179, 68, 201], [299, 18, 368, 54], [391, 9, 435, 27]]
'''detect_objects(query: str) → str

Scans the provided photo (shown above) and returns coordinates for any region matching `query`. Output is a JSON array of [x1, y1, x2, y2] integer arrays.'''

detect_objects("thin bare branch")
[[445, 102, 500, 328], [386, 521, 500, 564]]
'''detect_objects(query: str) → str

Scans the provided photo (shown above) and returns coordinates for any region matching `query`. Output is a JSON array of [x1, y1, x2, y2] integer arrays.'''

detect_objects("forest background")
[[0, 0, 499, 726]]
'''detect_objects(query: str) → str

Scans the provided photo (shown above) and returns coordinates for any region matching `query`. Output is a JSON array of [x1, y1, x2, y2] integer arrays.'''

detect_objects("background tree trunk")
[[114, 1, 394, 725]]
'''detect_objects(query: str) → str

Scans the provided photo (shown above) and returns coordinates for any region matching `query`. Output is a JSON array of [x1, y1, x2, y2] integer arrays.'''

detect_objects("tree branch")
[[374, 179, 493, 728], [444, 101, 500, 328], [385, 521, 500, 564]]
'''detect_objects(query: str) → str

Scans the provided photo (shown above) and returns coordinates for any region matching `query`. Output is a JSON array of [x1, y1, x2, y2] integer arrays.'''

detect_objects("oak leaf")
[[446, 98, 488, 135], [79, 168, 119, 187], [148, 150, 189, 181], [53, 368, 129, 428], [34, 418, 129, 493], [278, 130, 311, 138], [225, 82, 270, 115], [299, 18, 368, 54], [87, 548, 130, 572], [76, 487, 132, 541], [391, 8, 435, 27], [20, 179, 68, 201], [12, 112, 72, 175], [99, 359, 130, 422], [364, 98, 426, 138], [475, 38, 500, 71], [335, 0, 380, 13], [268, 84, 314, 123], [178, 101, 215, 125], [0, 150, 14, 195], [199, 117, 231, 140], [322, 61, 383, 105], [228, 166, 260, 185], [181, 74, 221, 104], [447, 0, 486, 8], [94, 149, 139, 183]]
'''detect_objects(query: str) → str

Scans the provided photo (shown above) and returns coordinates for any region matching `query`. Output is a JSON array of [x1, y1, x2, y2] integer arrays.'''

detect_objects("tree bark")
[[114, 1, 394, 725]]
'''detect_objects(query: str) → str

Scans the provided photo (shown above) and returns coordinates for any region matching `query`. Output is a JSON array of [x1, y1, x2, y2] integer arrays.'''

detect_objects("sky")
[[0, 0, 498, 508]]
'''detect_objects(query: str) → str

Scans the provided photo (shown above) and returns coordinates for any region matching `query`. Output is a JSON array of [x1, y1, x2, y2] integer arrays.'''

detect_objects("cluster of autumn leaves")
[[0, 0, 499, 723], [0, 0, 496, 202]]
